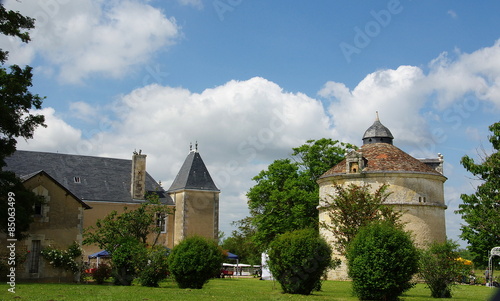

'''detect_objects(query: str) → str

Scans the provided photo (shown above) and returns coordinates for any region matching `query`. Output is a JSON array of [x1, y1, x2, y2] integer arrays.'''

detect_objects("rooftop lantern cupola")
[[362, 112, 394, 145]]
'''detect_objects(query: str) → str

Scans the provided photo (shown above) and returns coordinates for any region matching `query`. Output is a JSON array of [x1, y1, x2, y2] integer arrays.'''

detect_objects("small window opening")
[[74, 177, 81, 183], [349, 162, 359, 173], [34, 202, 43, 216], [156, 213, 167, 233]]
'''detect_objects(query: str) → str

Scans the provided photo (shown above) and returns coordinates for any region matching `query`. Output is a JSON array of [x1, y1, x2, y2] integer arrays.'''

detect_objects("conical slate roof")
[[362, 114, 394, 145], [167, 151, 219, 192]]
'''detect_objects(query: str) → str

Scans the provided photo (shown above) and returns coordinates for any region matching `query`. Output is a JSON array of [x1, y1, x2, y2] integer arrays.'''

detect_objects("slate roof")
[[320, 143, 445, 178], [362, 118, 394, 145], [167, 151, 219, 192], [4, 150, 173, 205]]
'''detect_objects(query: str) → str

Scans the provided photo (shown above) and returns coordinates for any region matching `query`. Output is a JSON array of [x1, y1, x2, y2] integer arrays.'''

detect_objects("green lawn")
[[1, 278, 498, 301]]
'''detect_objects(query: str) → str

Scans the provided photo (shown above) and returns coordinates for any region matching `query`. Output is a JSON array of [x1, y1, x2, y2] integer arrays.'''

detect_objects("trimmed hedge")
[[168, 236, 224, 289], [267, 228, 333, 295], [347, 222, 419, 301]]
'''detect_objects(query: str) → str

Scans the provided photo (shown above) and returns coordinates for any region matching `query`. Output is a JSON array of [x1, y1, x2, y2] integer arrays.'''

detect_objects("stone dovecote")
[[318, 115, 447, 280]]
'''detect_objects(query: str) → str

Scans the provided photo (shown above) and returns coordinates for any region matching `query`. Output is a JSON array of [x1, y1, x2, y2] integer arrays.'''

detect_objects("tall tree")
[[319, 183, 402, 255], [221, 217, 260, 265], [0, 4, 46, 238], [456, 121, 500, 266], [245, 139, 355, 250]]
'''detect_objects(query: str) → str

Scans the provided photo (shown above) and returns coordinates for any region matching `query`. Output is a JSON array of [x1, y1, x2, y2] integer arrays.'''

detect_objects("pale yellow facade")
[[170, 190, 219, 245], [1, 172, 88, 282], [318, 172, 447, 280]]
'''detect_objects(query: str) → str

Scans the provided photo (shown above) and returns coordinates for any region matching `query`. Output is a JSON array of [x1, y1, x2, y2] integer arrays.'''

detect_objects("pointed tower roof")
[[167, 148, 219, 192], [362, 112, 394, 145]]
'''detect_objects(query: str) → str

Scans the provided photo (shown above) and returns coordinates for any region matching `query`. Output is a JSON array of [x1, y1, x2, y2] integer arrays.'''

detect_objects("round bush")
[[347, 222, 419, 301], [267, 228, 333, 295], [168, 236, 224, 289], [138, 246, 170, 287]]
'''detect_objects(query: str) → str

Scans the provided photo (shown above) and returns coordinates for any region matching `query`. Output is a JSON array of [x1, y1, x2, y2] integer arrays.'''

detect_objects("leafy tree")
[[246, 139, 354, 250], [267, 228, 334, 295], [456, 121, 500, 266], [291, 138, 356, 182], [347, 222, 419, 301], [111, 236, 147, 286], [319, 183, 402, 255], [168, 236, 224, 289], [0, 3, 46, 239], [221, 217, 261, 265], [419, 240, 468, 298]]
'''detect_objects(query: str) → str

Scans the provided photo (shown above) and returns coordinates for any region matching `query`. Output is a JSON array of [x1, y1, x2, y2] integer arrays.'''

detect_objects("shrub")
[[40, 242, 82, 273], [111, 237, 147, 286], [267, 228, 334, 295], [347, 222, 419, 301], [92, 263, 112, 284], [138, 245, 170, 287], [419, 240, 467, 298], [168, 236, 224, 289]]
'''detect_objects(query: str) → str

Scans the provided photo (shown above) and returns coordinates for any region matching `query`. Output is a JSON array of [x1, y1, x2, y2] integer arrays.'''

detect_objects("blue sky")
[[3, 0, 500, 248]]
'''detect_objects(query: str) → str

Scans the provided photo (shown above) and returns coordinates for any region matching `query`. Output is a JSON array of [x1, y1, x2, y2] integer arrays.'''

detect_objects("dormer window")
[[74, 177, 81, 183]]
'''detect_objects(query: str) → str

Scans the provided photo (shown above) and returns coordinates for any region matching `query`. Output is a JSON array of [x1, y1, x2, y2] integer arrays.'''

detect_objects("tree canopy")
[[456, 121, 500, 266], [0, 4, 46, 239], [245, 138, 355, 250]]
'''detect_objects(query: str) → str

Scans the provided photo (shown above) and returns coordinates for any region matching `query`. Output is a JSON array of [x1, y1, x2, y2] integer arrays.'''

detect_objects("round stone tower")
[[318, 114, 447, 280]]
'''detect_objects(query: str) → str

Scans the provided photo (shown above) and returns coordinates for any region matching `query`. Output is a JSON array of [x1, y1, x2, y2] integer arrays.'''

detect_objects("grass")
[[1, 278, 498, 301]]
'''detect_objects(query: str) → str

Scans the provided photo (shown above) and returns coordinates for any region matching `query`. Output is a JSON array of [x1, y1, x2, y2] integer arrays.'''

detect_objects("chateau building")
[[318, 115, 447, 280], [3, 146, 219, 281]]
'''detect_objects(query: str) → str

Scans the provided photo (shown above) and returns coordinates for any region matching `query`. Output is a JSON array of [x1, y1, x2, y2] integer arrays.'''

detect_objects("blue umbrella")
[[227, 252, 238, 259]]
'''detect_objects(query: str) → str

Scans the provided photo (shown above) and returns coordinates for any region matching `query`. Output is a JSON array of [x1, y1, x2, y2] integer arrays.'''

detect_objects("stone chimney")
[[131, 150, 147, 199]]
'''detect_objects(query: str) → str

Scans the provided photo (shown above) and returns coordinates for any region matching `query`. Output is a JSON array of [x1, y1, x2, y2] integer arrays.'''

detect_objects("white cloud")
[[16, 108, 83, 152], [319, 40, 500, 157], [19, 77, 332, 234], [447, 10, 458, 19], [319, 65, 428, 148], [2, 0, 180, 84], [177, 0, 203, 9], [15, 40, 500, 242], [69, 101, 99, 122]]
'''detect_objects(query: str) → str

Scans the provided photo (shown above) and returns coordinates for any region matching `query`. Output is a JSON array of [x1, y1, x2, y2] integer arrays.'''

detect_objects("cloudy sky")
[[3, 0, 500, 247]]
